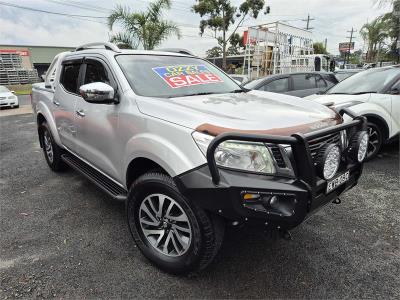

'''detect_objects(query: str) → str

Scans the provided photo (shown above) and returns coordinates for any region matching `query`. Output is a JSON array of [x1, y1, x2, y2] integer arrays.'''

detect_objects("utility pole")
[[324, 38, 327, 52], [344, 27, 356, 66], [302, 14, 314, 30]]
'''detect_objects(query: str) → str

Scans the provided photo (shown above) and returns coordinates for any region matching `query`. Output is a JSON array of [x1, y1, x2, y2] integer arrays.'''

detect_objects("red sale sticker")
[[152, 65, 223, 88]]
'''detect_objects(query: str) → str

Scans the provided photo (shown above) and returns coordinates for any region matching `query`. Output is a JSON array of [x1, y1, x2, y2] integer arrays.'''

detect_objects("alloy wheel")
[[139, 193, 192, 257], [367, 126, 380, 158], [43, 130, 54, 163]]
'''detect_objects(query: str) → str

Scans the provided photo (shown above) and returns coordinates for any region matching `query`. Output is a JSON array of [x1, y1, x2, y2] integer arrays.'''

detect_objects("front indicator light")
[[317, 144, 341, 180]]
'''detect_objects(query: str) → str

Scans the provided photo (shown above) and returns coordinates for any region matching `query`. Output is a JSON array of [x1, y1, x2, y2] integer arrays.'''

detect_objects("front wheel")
[[127, 172, 224, 275], [365, 122, 383, 161]]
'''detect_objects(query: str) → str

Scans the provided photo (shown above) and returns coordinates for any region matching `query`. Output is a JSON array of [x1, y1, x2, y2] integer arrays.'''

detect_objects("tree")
[[360, 17, 389, 61], [206, 46, 223, 58], [108, 0, 181, 50], [193, 0, 266, 70], [313, 42, 328, 54]]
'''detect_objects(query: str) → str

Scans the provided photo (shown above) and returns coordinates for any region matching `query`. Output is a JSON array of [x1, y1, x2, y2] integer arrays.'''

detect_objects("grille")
[[308, 132, 341, 161], [270, 146, 287, 168]]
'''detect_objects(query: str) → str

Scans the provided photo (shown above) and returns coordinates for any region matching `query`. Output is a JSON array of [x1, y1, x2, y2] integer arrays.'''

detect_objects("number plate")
[[326, 170, 350, 194]]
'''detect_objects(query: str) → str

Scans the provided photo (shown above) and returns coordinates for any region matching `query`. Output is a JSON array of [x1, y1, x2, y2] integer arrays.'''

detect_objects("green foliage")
[[360, 16, 390, 61], [313, 42, 328, 54], [108, 0, 181, 50], [206, 46, 223, 58], [193, 0, 266, 69]]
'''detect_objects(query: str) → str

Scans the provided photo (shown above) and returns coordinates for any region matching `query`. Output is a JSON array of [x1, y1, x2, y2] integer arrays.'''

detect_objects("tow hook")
[[332, 198, 341, 204]]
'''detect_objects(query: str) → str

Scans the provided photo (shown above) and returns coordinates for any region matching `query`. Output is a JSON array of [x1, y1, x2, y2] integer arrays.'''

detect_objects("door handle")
[[53, 99, 60, 106], [76, 109, 85, 117]]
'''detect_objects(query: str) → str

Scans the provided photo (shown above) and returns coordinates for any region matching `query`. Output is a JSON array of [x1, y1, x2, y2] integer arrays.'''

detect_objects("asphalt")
[[0, 111, 399, 299]]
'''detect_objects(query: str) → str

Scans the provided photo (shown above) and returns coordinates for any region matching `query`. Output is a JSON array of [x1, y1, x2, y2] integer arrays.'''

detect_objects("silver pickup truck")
[[31, 42, 368, 274]]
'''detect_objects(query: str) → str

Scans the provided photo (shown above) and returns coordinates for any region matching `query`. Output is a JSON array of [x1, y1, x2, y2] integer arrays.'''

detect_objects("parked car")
[[307, 65, 400, 160], [229, 74, 249, 85], [31, 42, 368, 274], [0, 86, 19, 109], [244, 72, 338, 97], [334, 69, 363, 81]]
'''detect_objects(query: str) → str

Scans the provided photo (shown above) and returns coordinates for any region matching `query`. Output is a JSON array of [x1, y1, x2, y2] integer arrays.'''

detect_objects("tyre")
[[39, 122, 67, 171], [127, 172, 224, 275], [14, 104, 19, 109], [365, 122, 383, 161]]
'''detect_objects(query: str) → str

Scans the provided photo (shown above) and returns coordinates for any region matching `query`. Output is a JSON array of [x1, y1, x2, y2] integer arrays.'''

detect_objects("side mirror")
[[11, 90, 15, 94], [79, 82, 115, 103], [390, 87, 400, 95]]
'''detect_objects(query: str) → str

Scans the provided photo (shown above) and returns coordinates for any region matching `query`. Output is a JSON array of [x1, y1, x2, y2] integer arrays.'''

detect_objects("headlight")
[[348, 131, 369, 162], [192, 132, 276, 174], [317, 144, 341, 180]]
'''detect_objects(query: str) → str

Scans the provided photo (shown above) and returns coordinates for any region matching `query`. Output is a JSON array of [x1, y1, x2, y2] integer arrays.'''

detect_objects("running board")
[[61, 154, 127, 201]]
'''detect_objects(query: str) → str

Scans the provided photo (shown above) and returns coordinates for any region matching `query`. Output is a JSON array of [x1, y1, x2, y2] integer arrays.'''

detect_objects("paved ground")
[[0, 113, 399, 299]]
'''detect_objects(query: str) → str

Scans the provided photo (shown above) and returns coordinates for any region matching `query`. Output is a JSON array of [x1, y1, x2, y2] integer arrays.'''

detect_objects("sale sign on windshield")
[[152, 65, 223, 88]]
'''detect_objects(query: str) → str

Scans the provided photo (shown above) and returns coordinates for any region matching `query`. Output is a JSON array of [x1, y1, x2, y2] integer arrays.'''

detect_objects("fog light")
[[317, 144, 341, 180], [348, 131, 369, 162]]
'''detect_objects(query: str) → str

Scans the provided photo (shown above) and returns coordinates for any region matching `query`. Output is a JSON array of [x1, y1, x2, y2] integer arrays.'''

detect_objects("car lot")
[[0, 109, 399, 298]]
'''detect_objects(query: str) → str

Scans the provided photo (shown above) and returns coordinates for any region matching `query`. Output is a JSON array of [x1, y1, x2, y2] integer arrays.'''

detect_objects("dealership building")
[[0, 44, 74, 82]]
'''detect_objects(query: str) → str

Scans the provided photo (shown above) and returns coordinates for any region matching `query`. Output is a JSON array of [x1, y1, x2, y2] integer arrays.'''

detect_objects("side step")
[[61, 154, 127, 201]]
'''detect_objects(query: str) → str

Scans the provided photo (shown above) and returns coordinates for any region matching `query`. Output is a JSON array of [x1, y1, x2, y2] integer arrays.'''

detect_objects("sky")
[[0, 0, 393, 56]]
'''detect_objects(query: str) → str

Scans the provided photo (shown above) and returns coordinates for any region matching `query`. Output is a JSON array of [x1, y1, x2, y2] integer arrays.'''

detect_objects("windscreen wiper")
[[351, 91, 377, 95], [231, 88, 250, 93], [171, 92, 216, 98]]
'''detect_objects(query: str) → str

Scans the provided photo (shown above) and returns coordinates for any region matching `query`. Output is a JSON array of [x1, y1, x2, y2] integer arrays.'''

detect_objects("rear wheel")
[[127, 172, 224, 275], [39, 122, 66, 171], [365, 122, 383, 161]]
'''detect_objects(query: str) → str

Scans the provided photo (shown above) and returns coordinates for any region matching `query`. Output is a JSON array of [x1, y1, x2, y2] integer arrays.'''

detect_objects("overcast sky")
[[0, 0, 393, 56]]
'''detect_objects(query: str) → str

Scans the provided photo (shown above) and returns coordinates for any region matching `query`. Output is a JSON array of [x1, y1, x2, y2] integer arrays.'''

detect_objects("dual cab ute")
[[31, 42, 368, 274]]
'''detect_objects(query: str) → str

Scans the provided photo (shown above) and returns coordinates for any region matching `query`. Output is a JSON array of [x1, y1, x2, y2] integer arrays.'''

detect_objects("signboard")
[[152, 65, 223, 88], [339, 42, 354, 52], [0, 49, 30, 56]]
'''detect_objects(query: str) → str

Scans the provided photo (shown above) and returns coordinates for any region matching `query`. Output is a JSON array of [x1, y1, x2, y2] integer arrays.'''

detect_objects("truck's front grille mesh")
[[308, 132, 341, 161], [270, 146, 287, 168]]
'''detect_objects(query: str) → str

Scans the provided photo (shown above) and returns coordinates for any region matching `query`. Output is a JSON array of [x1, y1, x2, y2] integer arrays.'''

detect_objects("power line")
[[0, 1, 108, 18], [42, 0, 111, 13]]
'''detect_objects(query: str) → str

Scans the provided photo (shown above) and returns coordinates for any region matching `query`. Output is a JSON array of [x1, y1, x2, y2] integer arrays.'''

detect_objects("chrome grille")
[[308, 132, 341, 161]]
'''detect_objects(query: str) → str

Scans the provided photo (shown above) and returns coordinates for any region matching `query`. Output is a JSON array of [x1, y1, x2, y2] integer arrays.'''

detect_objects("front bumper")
[[174, 108, 366, 230]]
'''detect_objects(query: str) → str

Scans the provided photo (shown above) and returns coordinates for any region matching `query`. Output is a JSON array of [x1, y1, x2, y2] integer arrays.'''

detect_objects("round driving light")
[[317, 144, 341, 180], [348, 131, 369, 162]]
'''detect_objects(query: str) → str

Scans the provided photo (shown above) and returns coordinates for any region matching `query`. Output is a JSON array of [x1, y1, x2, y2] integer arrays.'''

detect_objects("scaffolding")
[[0, 53, 39, 86], [242, 22, 314, 79]]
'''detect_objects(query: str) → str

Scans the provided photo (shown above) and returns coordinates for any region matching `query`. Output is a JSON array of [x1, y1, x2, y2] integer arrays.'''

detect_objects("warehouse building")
[[0, 44, 75, 78]]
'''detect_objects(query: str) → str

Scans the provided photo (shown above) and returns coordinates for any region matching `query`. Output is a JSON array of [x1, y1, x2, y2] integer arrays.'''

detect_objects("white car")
[[0, 86, 19, 109], [307, 66, 400, 160]]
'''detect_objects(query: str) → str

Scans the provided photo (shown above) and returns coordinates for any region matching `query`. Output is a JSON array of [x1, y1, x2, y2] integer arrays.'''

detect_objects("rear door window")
[[262, 78, 289, 93], [60, 63, 81, 94], [292, 74, 316, 90]]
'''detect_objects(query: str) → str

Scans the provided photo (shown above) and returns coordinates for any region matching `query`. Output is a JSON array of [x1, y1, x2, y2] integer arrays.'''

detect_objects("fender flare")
[[35, 101, 62, 146], [123, 133, 202, 187]]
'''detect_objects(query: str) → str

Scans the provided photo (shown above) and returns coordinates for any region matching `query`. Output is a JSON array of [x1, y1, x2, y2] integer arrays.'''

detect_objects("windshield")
[[243, 77, 265, 89], [0, 86, 10, 93], [116, 55, 241, 98], [328, 67, 399, 94]]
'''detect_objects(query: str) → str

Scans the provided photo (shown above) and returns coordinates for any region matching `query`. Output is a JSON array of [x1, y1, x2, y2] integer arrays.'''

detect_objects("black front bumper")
[[174, 108, 366, 230], [175, 163, 362, 230]]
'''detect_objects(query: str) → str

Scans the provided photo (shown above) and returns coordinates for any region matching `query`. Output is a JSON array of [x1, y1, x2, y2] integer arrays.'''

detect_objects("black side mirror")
[[390, 88, 400, 95]]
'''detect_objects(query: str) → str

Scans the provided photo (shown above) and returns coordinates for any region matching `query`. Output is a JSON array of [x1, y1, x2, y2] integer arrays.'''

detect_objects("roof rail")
[[157, 48, 194, 56], [74, 42, 121, 52]]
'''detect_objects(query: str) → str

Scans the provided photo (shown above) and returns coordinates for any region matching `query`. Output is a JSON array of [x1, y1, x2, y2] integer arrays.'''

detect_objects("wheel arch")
[[364, 113, 390, 141], [126, 157, 169, 189], [35, 103, 62, 146]]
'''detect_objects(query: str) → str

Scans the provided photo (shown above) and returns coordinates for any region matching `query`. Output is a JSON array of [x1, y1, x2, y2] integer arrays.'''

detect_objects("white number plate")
[[326, 170, 350, 194]]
